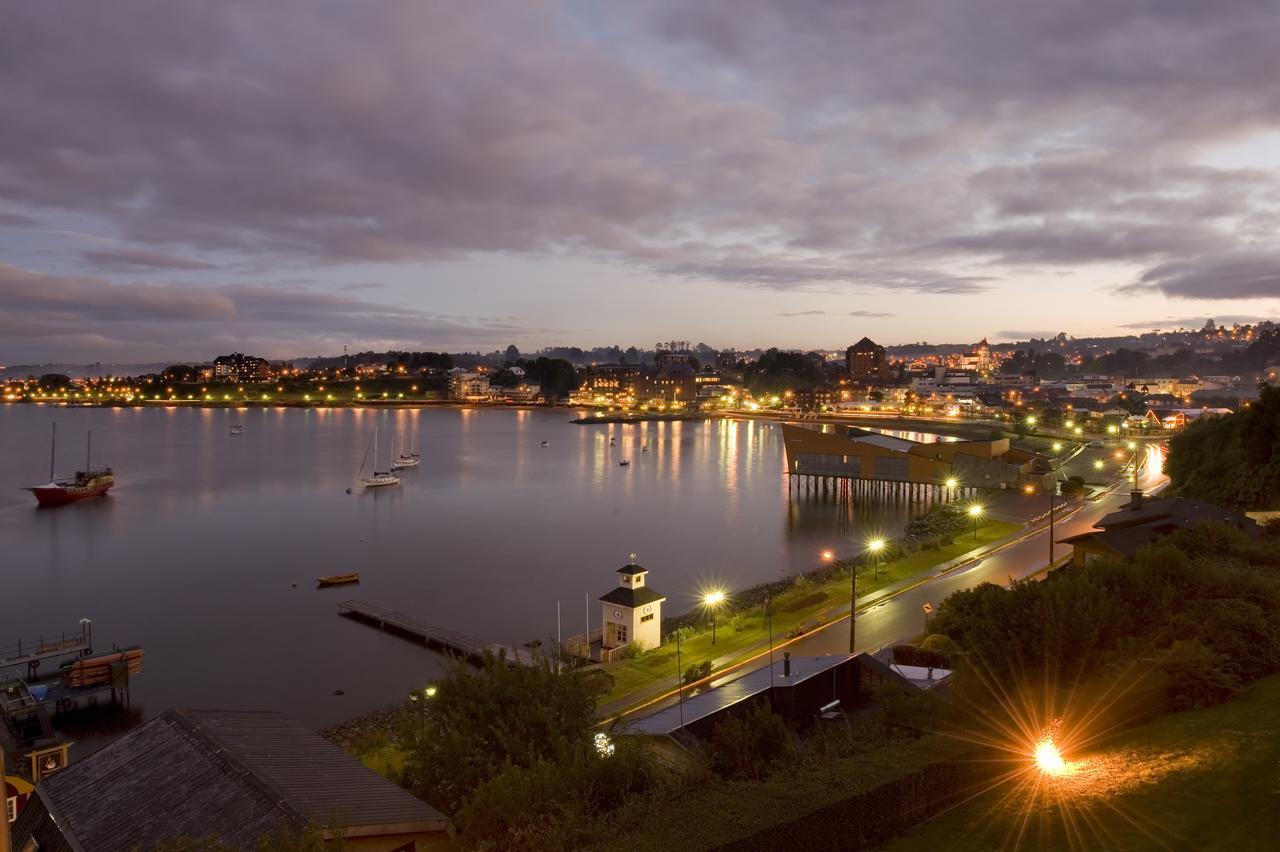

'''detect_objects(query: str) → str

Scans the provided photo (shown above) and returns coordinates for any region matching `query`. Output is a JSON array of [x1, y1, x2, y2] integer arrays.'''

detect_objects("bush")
[[684, 660, 713, 684], [706, 703, 792, 779], [1160, 640, 1241, 710], [618, 639, 647, 660], [892, 643, 953, 670]]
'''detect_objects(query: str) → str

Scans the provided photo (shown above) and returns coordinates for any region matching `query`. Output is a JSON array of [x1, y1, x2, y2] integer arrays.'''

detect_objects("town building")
[[637, 362, 696, 406], [211, 352, 270, 382], [599, 559, 665, 655], [580, 364, 642, 405], [11, 708, 449, 850], [1058, 493, 1259, 567], [1141, 407, 1232, 431], [846, 337, 890, 383], [448, 371, 492, 402]]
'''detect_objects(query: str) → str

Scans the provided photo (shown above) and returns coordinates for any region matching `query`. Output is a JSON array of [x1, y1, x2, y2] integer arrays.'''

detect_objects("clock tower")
[[599, 556, 665, 652]]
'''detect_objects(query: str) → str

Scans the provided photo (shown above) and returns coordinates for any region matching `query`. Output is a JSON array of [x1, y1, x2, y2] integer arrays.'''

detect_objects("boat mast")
[[86, 430, 92, 472], [50, 421, 57, 480]]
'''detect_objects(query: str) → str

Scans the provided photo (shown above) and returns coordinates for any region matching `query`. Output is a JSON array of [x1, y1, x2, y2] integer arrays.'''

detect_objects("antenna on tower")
[[629, 552, 638, 563]]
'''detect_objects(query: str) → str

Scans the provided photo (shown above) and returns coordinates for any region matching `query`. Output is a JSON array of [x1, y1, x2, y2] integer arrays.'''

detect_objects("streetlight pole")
[[848, 562, 857, 654], [1048, 479, 1056, 565]]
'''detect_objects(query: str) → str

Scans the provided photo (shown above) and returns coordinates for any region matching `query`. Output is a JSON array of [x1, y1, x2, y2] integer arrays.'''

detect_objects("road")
[[620, 443, 1167, 721]]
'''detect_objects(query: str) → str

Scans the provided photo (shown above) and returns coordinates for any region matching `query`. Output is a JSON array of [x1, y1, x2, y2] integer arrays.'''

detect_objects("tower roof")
[[848, 336, 882, 352], [618, 562, 647, 576]]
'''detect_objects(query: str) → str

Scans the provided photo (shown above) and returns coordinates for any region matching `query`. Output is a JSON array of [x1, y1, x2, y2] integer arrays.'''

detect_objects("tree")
[[38, 372, 72, 388], [706, 703, 792, 779], [504, 344, 521, 364], [401, 653, 606, 815], [1167, 385, 1280, 509]]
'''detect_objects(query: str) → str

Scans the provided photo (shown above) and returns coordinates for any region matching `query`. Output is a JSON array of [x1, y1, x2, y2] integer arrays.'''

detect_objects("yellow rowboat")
[[317, 573, 360, 588]]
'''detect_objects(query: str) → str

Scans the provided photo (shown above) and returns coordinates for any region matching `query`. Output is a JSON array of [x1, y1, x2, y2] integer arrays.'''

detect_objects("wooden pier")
[[0, 621, 92, 678], [337, 601, 535, 666]]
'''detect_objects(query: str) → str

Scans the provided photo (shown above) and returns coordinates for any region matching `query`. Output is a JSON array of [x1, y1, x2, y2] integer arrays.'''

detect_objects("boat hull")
[[30, 477, 114, 507]]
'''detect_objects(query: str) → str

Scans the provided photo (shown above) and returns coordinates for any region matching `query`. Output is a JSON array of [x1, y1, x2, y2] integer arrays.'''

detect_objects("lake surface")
[[0, 404, 940, 748]]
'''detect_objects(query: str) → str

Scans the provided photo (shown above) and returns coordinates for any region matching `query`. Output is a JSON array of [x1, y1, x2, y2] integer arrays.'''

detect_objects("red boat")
[[25, 423, 114, 507]]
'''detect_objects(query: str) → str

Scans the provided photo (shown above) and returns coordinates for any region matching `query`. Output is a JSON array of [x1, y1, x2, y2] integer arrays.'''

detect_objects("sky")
[[2, 0, 1280, 363]]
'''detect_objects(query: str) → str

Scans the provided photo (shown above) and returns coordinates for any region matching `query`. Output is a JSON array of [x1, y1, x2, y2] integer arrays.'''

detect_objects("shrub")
[[618, 639, 647, 660], [684, 660, 713, 684], [706, 703, 793, 779], [1160, 639, 1241, 710]]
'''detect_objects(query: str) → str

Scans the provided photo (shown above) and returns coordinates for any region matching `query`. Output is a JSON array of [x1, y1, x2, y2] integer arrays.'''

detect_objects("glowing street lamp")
[[968, 503, 984, 539], [703, 589, 727, 645], [1073, 426, 1083, 436], [866, 537, 886, 581], [1052, 442, 1062, 452]]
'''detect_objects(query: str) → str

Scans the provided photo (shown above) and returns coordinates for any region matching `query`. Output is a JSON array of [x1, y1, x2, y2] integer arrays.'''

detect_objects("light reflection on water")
[[0, 405, 940, 745]]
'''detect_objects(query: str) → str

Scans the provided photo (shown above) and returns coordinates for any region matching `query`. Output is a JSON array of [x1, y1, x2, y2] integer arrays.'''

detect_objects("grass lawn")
[[601, 520, 1019, 707], [885, 674, 1280, 851]]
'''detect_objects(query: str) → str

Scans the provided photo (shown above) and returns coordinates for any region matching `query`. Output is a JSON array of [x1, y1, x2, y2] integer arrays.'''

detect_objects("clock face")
[[613, 609, 622, 619], [642, 605, 653, 614]]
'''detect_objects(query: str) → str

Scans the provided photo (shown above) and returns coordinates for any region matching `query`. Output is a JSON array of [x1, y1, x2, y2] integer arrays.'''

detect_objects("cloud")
[[1125, 252, 1280, 300], [1116, 315, 1272, 330], [1, 0, 1280, 355], [994, 330, 1062, 341], [776, 310, 827, 317], [0, 262, 540, 362], [81, 247, 216, 272], [849, 310, 893, 318]]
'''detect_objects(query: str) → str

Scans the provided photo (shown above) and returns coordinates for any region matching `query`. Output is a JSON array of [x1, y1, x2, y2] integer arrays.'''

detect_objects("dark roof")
[[1057, 526, 1165, 559], [1095, 496, 1254, 532], [847, 337, 883, 352], [27, 709, 446, 851], [32, 710, 297, 851], [178, 709, 446, 831], [628, 654, 855, 736], [617, 562, 647, 576], [599, 586, 666, 608]]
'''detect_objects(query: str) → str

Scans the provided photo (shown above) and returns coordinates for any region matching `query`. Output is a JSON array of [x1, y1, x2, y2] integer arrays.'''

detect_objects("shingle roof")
[[179, 709, 447, 832], [36, 710, 298, 851], [617, 562, 648, 576], [32, 709, 446, 851], [599, 586, 666, 608]]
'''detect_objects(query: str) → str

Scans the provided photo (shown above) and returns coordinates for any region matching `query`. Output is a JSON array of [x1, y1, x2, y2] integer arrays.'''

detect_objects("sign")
[[922, 602, 934, 615]]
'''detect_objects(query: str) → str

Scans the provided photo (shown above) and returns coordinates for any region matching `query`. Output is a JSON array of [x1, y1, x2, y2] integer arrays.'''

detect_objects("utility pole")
[[1049, 478, 1056, 565]]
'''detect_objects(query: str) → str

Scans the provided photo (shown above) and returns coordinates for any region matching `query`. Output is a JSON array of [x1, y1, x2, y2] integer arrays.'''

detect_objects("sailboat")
[[392, 431, 420, 469], [26, 423, 114, 507], [358, 427, 400, 488]]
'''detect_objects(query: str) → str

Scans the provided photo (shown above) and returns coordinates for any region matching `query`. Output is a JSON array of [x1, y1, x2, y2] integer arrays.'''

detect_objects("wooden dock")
[[337, 601, 536, 666], [0, 622, 92, 677]]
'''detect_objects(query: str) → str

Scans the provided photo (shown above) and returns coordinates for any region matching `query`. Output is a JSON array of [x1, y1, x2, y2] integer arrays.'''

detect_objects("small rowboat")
[[317, 573, 360, 587]]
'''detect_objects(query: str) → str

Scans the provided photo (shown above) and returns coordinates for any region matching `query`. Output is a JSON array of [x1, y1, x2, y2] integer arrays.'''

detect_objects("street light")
[[703, 590, 726, 645], [968, 504, 984, 539], [867, 537, 886, 581]]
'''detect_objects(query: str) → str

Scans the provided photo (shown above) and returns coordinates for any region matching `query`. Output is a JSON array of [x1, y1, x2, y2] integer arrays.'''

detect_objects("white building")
[[599, 560, 665, 653], [448, 372, 491, 401]]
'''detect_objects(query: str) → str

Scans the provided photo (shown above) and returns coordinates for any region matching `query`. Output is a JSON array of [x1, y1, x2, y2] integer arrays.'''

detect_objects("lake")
[[0, 404, 939, 748]]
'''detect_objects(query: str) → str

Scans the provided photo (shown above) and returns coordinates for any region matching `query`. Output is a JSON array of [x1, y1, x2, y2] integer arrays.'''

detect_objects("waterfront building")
[[846, 337, 890, 383], [581, 364, 642, 405], [637, 362, 696, 406], [448, 372, 492, 401], [600, 560, 665, 654], [211, 352, 270, 382]]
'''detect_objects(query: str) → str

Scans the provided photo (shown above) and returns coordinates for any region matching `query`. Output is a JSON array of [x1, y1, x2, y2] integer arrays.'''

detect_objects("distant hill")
[[0, 363, 171, 379]]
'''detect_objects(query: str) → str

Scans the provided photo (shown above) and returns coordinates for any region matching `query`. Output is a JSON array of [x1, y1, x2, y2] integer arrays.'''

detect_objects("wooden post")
[[0, 741, 11, 852]]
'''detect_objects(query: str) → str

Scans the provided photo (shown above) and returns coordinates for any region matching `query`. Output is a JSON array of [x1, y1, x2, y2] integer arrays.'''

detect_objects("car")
[[1086, 441, 1104, 447]]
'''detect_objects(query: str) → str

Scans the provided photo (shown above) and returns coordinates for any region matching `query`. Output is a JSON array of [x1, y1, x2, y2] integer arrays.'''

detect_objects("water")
[[0, 405, 934, 748]]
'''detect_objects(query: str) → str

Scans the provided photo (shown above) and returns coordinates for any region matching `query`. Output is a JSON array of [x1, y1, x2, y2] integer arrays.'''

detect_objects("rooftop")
[[600, 586, 666, 608], [626, 654, 854, 737], [24, 709, 446, 850]]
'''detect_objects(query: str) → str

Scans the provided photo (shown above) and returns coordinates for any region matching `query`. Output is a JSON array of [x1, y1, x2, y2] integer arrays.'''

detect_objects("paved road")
[[621, 444, 1168, 721]]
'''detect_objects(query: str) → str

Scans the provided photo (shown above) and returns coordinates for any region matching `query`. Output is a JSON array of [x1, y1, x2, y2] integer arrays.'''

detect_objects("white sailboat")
[[392, 431, 420, 469], [358, 427, 400, 488]]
